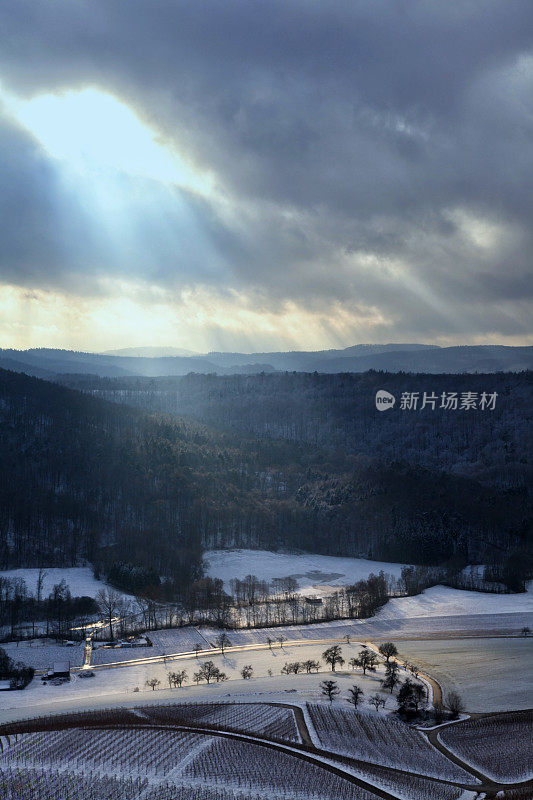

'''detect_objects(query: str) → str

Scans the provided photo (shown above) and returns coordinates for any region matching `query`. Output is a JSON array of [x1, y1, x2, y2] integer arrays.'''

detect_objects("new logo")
[[375, 390, 395, 411]]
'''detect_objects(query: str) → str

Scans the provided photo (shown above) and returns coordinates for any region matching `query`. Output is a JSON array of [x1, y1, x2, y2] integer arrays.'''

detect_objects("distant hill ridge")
[[0, 343, 531, 378]]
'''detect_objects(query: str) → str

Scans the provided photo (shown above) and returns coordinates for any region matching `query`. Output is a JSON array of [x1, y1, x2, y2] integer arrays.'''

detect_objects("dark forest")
[[1, 369, 530, 599]]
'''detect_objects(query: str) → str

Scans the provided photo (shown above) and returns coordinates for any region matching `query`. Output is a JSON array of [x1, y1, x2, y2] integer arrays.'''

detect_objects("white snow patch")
[[396, 637, 533, 713], [0, 567, 131, 600], [204, 549, 406, 596], [375, 584, 533, 619]]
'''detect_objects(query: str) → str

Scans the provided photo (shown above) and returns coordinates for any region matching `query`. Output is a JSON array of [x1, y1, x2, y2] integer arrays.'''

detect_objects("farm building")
[[53, 660, 71, 678], [305, 596, 323, 605], [41, 660, 71, 681]]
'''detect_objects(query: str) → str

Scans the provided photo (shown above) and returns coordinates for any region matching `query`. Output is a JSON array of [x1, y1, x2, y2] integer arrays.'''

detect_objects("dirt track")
[[364, 640, 443, 705]]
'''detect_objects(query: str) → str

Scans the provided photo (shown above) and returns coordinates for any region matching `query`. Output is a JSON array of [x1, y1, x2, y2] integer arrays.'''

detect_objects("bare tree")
[[241, 665, 253, 679], [397, 679, 426, 717], [175, 669, 188, 687], [134, 595, 152, 630], [322, 645, 345, 672], [116, 597, 132, 639], [381, 661, 400, 693], [281, 661, 303, 675], [200, 660, 219, 684], [96, 588, 122, 641], [411, 683, 426, 713], [145, 677, 160, 691], [433, 700, 445, 723], [168, 669, 188, 688], [303, 659, 320, 673], [215, 633, 232, 654], [352, 648, 378, 675], [446, 691, 465, 719], [320, 679, 340, 703], [36, 568, 47, 604], [378, 642, 398, 663], [369, 693, 386, 712], [347, 685, 364, 709]]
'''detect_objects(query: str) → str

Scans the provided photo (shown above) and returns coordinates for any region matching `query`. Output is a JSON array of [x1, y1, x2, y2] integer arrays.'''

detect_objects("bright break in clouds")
[[0, 0, 532, 351]]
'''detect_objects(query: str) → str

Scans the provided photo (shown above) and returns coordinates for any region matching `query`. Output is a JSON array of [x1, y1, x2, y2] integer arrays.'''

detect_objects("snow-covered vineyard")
[[438, 712, 533, 783], [0, 726, 413, 800], [134, 702, 301, 741], [0, 701, 494, 800], [306, 704, 473, 781]]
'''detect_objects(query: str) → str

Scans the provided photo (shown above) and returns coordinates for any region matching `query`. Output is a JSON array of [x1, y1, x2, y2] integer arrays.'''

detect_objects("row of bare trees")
[[92, 569, 394, 641]]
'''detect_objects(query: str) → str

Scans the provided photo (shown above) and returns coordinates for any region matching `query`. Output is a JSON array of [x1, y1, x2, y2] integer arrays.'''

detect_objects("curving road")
[[363, 640, 442, 706]]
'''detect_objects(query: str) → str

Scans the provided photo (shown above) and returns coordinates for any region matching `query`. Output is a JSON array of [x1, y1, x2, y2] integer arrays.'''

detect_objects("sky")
[[0, 0, 532, 353]]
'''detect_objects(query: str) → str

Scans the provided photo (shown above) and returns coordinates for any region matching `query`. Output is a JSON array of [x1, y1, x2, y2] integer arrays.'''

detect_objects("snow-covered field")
[[204, 550, 406, 596], [180, 735, 375, 800], [355, 611, 533, 640], [0, 705, 484, 800], [2, 639, 85, 670], [149, 628, 211, 652], [2, 622, 528, 721], [396, 638, 533, 712], [1, 560, 531, 721], [91, 628, 211, 665], [89, 597, 533, 667], [376, 583, 533, 619], [0, 567, 130, 600], [137, 702, 301, 742], [91, 646, 158, 665], [0, 640, 406, 721], [345, 763, 476, 800], [199, 622, 359, 647]]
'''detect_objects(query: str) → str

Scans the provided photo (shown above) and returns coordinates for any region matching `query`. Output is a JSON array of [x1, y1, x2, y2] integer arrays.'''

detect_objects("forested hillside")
[[0, 369, 210, 588], [1, 369, 530, 591], [64, 371, 532, 491]]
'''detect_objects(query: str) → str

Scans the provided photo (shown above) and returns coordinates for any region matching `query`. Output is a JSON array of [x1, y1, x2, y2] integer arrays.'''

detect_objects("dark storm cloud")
[[0, 0, 532, 340]]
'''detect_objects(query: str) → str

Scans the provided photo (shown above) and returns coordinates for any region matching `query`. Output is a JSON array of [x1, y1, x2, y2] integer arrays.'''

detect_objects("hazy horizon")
[[2, 341, 533, 358]]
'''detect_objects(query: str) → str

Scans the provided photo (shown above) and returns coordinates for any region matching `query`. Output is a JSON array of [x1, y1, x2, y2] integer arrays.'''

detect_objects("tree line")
[[0, 574, 97, 640]]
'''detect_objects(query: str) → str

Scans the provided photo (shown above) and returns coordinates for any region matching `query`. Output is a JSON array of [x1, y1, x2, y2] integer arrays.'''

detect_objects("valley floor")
[[1, 569, 531, 800]]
